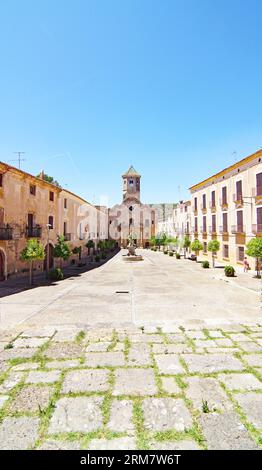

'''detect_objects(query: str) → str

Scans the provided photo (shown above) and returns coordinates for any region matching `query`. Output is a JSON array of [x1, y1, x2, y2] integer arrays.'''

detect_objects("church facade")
[[109, 166, 156, 248]]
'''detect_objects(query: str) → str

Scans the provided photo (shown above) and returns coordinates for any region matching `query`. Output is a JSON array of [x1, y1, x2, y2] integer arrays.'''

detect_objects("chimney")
[[39, 170, 45, 180]]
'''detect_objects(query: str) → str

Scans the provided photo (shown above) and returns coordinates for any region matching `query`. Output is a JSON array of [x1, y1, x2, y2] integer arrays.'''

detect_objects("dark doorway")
[[0, 250, 5, 281], [44, 244, 54, 270]]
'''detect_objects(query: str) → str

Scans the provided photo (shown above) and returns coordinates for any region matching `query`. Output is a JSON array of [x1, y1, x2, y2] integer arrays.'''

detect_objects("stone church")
[[109, 166, 156, 248]]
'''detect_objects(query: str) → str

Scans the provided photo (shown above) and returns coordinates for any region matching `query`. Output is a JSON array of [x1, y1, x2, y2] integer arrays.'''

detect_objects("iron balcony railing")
[[233, 193, 243, 204], [64, 233, 72, 241], [252, 224, 262, 234], [26, 225, 42, 238], [0, 226, 13, 240], [231, 225, 246, 234], [209, 226, 217, 234], [219, 225, 228, 234], [219, 197, 228, 206]]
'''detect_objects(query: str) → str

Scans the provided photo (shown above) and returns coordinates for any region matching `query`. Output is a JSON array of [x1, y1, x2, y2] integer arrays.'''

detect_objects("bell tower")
[[122, 166, 141, 202]]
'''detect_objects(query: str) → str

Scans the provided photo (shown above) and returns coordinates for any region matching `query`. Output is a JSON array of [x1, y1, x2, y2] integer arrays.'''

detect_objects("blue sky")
[[0, 0, 261, 205]]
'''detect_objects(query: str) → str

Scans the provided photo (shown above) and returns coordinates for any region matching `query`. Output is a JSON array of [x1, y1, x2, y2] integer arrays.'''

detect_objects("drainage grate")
[[115, 291, 129, 294]]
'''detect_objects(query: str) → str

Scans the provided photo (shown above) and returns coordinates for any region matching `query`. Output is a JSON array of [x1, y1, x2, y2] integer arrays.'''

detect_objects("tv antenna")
[[9, 152, 26, 169]]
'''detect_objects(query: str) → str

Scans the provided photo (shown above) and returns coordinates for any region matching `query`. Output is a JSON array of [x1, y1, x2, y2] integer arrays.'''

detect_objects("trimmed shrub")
[[224, 265, 235, 277], [49, 268, 64, 281], [202, 260, 210, 268], [176, 253, 181, 259], [101, 252, 107, 259], [164, 250, 168, 254], [169, 251, 174, 257], [95, 255, 100, 262]]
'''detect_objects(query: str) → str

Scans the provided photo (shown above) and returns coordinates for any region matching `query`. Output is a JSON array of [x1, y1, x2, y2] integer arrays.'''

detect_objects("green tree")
[[149, 236, 156, 247], [72, 246, 82, 260], [181, 236, 191, 257], [53, 235, 71, 268], [246, 238, 262, 277], [36, 172, 61, 187], [191, 239, 203, 262], [208, 240, 220, 268], [20, 238, 45, 285]]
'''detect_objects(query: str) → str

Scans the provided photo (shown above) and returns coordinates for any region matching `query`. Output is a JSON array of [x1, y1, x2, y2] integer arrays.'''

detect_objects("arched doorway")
[[44, 244, 54, 270], [0, 250, 5, 281]]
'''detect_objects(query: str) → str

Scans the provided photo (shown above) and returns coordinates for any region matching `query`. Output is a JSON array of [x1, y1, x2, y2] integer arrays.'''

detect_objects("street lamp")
[[46, 223, 52, 279]]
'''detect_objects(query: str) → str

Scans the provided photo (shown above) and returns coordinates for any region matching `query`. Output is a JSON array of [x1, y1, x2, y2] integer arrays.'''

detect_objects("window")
[[63, 221, 67, 236], [237, 210, 243, 232], [194, 197, 197, 211], [256, 173, 262, 196], [48, 216, 54, 229], [222, 213, 228, 232], [223, 244, 229, 258], [212, 214, 216, 233], [129, 179, 134, 186], [203, 216, 207, 233], [64, 198, 67, 209], [238, 246, 245, 261], [49, 191, 54, 201], [236, 180, 242, 200], [186, 221, 189, 233], [203, 242, 207, 253], [30, 184, 36, 195], [202, 194, 206, 209], [222, 186, 227, 205], [0, 174, 3, 187], [194, 217, 198, 232], [257, 207, 262, 232], [211, 190, 216, 207], [185, 205, 187, 213]]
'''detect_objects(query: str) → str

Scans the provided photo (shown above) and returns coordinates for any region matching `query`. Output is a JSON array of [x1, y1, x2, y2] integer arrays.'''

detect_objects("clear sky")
[[0, 0, 261, 205]]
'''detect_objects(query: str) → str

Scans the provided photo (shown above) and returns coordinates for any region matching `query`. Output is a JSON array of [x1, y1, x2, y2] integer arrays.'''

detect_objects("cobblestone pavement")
[[0, 323, 262, 450]]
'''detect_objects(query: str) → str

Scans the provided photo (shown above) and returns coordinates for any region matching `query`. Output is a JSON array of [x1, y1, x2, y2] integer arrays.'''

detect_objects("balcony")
[[231, 225, 245, 234], [252, 187, 262, 202], [219, 225, 228, 234], [252, 224, 262, 235], [209, 226, 217, 235], [200, 203, 207, 213], [233, 194, 243, 207], [0, 226, 13, 240], [193, 208, 198, 216], [209, 201, 216, 213], [64, 233, 72, 241], [26, 225, 42, 238], [219, 198, 228, 209]]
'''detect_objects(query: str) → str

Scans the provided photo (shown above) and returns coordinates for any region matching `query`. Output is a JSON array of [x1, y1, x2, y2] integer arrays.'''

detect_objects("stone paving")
[[0, 323, 262, 450]]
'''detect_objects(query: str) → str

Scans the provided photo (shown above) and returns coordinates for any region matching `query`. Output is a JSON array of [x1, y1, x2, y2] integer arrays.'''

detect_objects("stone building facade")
[[0, 161, 99, 280], [189, 149, 262, 268]]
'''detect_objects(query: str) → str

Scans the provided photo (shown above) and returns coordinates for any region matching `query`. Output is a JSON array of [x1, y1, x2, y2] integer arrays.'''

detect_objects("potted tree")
[[53, 235, 71, 270], [207, 240, 220, 268], [20, 238, 45, 285], [246, 238, 262, 278], [190, 239, 203, 262]]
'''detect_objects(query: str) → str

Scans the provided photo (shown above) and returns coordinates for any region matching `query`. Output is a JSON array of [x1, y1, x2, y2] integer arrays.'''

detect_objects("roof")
[[122, 165, 140, 177], [189, 149, 262, 192]]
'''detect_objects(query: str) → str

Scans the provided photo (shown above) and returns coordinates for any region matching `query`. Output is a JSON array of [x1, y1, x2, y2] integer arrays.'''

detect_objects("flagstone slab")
[[87, 437, 136, 450], [219, 373, 262, 391], [12, 362, 40, 371], [45, 359, 80, 369], [0, 371, 24, 392], [44, 343, 84, 359], [151, 440, 201, 450], [49, 396, 103, 433], [0, 417, 40, 449], [86, 342, 111, 352], [25, 370, 60, 384], [13, 337, 47, 348], [182, 354, 244, 373], [39, 440, 81, 450], [199, 412, 259, 450], [234, 392, 262, 429], [128, 343, 151, 366], [185, 377, 232, 412], [155, 355, 185, 374], [113, 368, 157, 396], [238, 342, 262, 352], [242, 354, 262, 368], [62, 369, 109, 393], [107, 399, 134, 433], [0, 348, 37, 361], [161, 377, 181, 394], [0, 395, 9, 409], [85, 352, 125, 367], [10, 385, 53, 412], [152, 344, 192, 354], [142, 398, 192, 432]]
